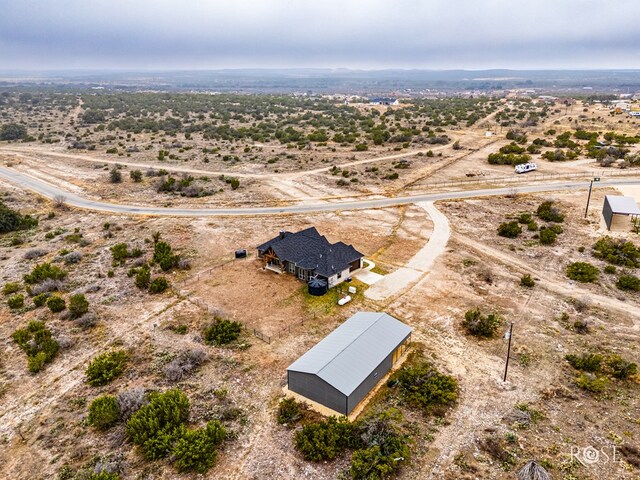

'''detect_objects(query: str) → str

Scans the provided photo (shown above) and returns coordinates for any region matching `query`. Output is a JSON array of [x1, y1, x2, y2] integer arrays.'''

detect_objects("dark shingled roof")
[[257, 227, 363, 278]]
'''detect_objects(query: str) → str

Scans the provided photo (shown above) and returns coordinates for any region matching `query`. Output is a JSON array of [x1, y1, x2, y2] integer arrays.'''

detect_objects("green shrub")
[[549, 224, 563, 234], [565, 353, 603, 372], [606, 355, 638, 380], [126, 389, 190, 460], [566, 262, 599, 283], [153, 241, 179, 271], [88, 395, 120, 430], [536, 201, 564, 223], [130, 170, 143, 182], [149, 276, 169, 293], [462, 308, 502, 337], [173, 421, 226, 473], [86, 350, 128, 386], [390, 355, 458, 413], [68, 293, 89, 318], [520, 274, 535, 288], [539, 228, 557, 245], [497, 221, 521, 238], [277, 398, 303, 426], [294, 416, 361, 461], [203, 317, 242, 346], [12, 320, 59, 373], [134, 266, 151, 289], [593, 236, 640, 267], [517, 213, 532, 224], [604, 265, 617, 274], [2, 281, 21, 295], [487, 152, 531, 165], [88, 472, 120, 480], [23, 262, 67, 284], [527, 220, 538, 231], [47, 295, 66, 313], [33, 292, 50, 307], [617, 274, 640, 291], [7, 293, 24, 309], [575, 373, 608, 393], [0, 201, 38, 233]]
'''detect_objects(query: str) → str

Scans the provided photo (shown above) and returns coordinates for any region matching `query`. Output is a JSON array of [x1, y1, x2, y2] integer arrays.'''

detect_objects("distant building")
[[369, 97, 399, 106], [257, 227, 363, 286], [287, 312, 412, 415]]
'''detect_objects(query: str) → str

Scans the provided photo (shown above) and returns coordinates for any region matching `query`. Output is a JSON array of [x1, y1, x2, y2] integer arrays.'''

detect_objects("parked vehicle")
[[515, 162, 537, 174]]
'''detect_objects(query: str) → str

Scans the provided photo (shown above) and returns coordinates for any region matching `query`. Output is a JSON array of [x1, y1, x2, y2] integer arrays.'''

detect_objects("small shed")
[[287, 312, 412, 416], [602, 195, 640, 231]]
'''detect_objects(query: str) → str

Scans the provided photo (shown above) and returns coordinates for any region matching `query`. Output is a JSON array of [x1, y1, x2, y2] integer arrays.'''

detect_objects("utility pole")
[[584, 177, 600, 218], [503, 322, 514, 382]]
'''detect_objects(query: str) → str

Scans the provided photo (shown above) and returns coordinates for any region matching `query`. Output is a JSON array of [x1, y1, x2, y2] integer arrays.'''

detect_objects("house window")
[[337, 272, 342, 279]]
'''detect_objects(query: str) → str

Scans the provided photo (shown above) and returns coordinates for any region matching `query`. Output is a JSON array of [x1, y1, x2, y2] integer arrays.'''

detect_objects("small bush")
[[117, 387, 148, 420], [539, 228, 557, 245], [462, 308, 502, 337], [277, 398, 303, 426], [86, 350, 128, 387], [165, 349, 207, 383], [565, 353, 603, 372], [149, 276, 169, 293], [536, 201, 564, 223], [7, 293, 24, 309], [592, 236, 640, 268], [110, 166, 122, 183], [517, 213, 532, 224], [3, 282, 21, 295], [126, 389, 190, 460], [617, 274, 640, 291], [12, 320, 59, 373], [604, 265, 617, 274], [575, 373, 608, 393], [520, 274, 535, 288], [130, 170, 143, 182], [47, 295, 66, 313], [498, 221, 522, 238], [606, 354, 638, 380], [30, 278, 64, 295], [33, 292, 50, 307], [153, 241, 180, 271], [203, 317, 242, 346], [390, 354, 458, 413], [75, 312, 98, 329], [173, 421, 226, 473], [88, 395, 120, 430], [295, 416, 361, 461], [23, 262, 67, 284], [63, 251, 82, 264], [566, 262, 599, 283], [527, 220, 538, 231], [68, 293, 89, 319], [134, 267, 150, 289]]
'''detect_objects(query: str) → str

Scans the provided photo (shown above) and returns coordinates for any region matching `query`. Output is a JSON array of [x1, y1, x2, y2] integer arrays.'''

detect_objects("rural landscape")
[[1, 84, 639, 480], [2, 2, 640, 480]]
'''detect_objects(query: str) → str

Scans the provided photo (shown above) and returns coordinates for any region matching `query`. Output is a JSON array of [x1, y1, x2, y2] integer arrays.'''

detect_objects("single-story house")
[[602, 195, 640, 231], [369, 97, 399, 106], [287, 312, 412, 416], [257, 227, 364, 287]]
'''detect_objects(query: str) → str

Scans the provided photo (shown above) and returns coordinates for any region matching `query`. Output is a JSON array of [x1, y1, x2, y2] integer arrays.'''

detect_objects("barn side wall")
[[346, 332, 412, 414], [603, 198, 613, 230], [288, 371, 347, 415]]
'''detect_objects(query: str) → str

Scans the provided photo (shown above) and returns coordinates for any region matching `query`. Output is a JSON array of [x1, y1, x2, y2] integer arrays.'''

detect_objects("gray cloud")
[[1, 0, 639, 70]]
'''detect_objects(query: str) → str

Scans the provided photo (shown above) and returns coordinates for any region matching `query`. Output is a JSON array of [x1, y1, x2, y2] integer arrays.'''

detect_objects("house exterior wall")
[[327, 268, 352, 288], [288, 371, 347, 414], [345, 332, 411, 414]]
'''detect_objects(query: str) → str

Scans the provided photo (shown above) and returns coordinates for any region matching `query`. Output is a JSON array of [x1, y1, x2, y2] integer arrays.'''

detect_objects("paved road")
[[1, 166, 639, 217]]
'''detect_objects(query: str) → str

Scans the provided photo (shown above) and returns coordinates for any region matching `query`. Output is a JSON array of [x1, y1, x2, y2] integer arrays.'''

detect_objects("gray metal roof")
[[287, 312, 412, 396], [605, 195, 640, 215]]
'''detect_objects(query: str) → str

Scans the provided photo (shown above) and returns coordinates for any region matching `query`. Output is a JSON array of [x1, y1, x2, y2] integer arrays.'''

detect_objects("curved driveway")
[[1, 166, 639, 217]]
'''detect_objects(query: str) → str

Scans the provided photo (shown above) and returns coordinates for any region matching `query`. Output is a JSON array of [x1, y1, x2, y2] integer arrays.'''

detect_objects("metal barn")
[[602, 195, 640, 231], [287, 312, 412, 416]]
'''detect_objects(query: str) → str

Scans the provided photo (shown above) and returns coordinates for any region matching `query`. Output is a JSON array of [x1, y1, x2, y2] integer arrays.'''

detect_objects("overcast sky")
[[1, 0, 639, 71]]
